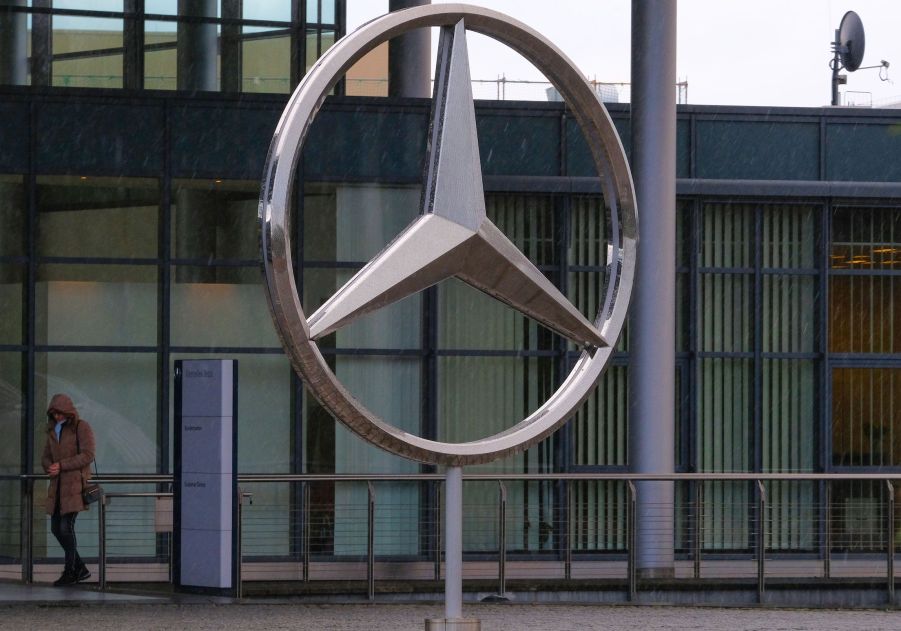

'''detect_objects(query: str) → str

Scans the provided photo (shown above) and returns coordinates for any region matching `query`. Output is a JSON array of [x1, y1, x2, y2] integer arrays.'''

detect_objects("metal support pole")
[[887, 480, 895, 605], [497, 481, 506, 598], [367, 481, 375, 601], [236, 491, 243, 599], [388, 0, 431, 98], [303, 482, 310, 582], [627, 481, 637, 601], [757, 480, 766, 603], [564, 480, 572, 582], [433, 480, 441, 582], [693, 481, 702, 579], [177, 0, 218, 91], [21, 478, 32, 584], [0, 0, 27, 85], [628, 0, 677, 579], [445, 466, 463, 618], [824, 481, 831, 579], [98, 496, 107, 590], [425, 466, 480, 630]]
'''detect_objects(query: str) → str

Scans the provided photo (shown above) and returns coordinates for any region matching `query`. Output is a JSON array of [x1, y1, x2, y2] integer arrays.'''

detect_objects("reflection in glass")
[[242, 26, 290, 93], [833, 368, 901, 467], [172, 179, 259, 261], [0, 353, 22, 474], [144, 20, 177, 90], [36, 264, 157, 346], [52, 17, 123, 88], [37, 176, 159, 259], [0, 265, 24, 345], [831, 207, 901, 270], [830, 276, 901, 354], [33, 352, 158, 474], [170, 266, 280, 348], [0, 176, 25, 257]]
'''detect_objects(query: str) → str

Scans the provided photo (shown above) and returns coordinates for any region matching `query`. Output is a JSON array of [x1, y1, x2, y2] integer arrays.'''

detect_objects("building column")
[[388, 0, 430, 98], [628, 0, 677, 578], [0, 0, 27, 85], [177, 0, 218, 91]]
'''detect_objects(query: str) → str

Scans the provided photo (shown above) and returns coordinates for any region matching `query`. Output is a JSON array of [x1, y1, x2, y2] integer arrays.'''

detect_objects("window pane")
[[0, 265, 24, 345], [144, 20, 177, 90], [572, 364, 627, 466], [0, 352, 22, 474], [303, 183, 421, 263], [762, 275, 816, 353], [304, 27, 318, 72], [701, 203, 754, 268], [36, 264, 157, 346], [172, 179, 259, 260], [34, 352, 158, 473], [321, 0, 336, 24], [762, 204, 816, 269], [761, 359, 815, 472], [243, 1, 290, 22], [306, 0, 318, 23], [242, 26, 290, 93], [171, 265, 280, 348], [832, 368, 901, 467], [697, 357, 752, 472], [699, 273, 753, 352], [38, 176, 159, 259], [829, 276, 901, 354], [52, 16, 123, 89], [831, 206, 901, 271], [0, 176, 25, 257]]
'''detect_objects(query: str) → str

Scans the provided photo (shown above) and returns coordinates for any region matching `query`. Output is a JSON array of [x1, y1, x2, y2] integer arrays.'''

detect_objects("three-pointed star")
[[307, 19, 608, 350]]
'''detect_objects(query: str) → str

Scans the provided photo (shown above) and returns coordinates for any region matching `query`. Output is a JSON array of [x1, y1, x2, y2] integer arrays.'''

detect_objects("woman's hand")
[[47, 463, 60, 477]]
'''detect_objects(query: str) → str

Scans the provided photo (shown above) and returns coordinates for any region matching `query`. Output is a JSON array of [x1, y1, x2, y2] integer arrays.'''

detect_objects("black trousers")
[[51, 491, 83, 573]]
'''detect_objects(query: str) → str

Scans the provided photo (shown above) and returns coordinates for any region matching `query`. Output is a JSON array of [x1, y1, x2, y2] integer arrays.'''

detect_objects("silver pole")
[[628, 0, 678, 578], [0, 0, 27, 85], [497, 481, 506, 597], [887, 480, 895, 605], [367, 481, 375, 601], [22, 478, 32, 584], [98, 496, 107, 590], [388, 0, 431, 98], [177, 0, 218, 91], [757, 481, 766, 603], [445, 466, 463, 619]]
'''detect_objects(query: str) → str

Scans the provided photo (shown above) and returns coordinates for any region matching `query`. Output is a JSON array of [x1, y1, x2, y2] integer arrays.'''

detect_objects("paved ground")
[[3, 602, 901, 631]]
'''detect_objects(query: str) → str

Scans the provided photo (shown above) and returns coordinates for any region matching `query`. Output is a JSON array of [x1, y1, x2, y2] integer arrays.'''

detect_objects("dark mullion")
[[688, 197, 700, 474], [753, 204, 763, 474], [221, 0, 243, 94], [31, 0, 52, 86], [22, 102, 37, 480], [123, 0, 145, 90], [158, 99, 172, 476], [292, 120, 306, 559], [292, 0, 304, 89]]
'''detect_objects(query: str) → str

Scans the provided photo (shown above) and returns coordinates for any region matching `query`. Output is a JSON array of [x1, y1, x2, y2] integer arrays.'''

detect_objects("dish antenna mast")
[[830, 10, 890, 106]]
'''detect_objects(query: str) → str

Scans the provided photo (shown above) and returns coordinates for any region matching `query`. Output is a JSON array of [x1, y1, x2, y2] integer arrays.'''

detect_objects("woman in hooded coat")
[[42, 393, 95, 586]]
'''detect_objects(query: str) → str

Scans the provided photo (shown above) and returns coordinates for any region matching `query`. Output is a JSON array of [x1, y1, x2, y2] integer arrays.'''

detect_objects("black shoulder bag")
[[75, 421, 103, 505]]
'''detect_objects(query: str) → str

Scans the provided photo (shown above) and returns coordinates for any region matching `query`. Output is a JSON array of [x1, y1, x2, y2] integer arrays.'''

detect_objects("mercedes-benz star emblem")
[[260, 4, 637, 466]]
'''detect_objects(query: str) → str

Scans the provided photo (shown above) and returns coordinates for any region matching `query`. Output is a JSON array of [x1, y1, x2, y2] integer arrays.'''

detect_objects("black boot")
[[74, 563, 91, 583], [53, 569, 77, 587]]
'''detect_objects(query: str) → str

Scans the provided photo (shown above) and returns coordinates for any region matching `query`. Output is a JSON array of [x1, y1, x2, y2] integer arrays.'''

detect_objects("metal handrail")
[[6, 471, 899, 605]]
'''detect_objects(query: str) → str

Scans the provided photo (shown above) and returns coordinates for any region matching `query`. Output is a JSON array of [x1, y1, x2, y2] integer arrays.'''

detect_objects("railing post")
[[627, 480, 637, 602], [498, 481, 506, 598], [564, 480, 572, 582], [20, 477, 33, 584], [303, 482, 310, 583], [236, 490, 243, 599], [887, 480, 895, 606], [693, 481, 702, 580], [367, 481, 375, 601], [824, 481, 831, 579], [433, 480, 441, 583], [98, 495, 107, 590], [757, 480, 766, 603]]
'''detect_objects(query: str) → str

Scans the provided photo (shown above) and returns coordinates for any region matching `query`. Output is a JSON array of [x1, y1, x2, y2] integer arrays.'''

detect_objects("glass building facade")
[[2, 0, 901, 579]]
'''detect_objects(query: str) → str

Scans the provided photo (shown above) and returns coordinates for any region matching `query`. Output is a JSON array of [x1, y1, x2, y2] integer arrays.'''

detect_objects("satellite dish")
[[838, 11, 865, 71]]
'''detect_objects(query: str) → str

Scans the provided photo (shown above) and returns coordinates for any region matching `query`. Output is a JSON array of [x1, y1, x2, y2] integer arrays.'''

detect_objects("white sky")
[[346, 0, 901, 107]]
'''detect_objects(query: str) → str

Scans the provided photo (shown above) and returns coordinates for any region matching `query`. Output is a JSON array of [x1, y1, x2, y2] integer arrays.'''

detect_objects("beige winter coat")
[[41, 394, 95, 515]]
